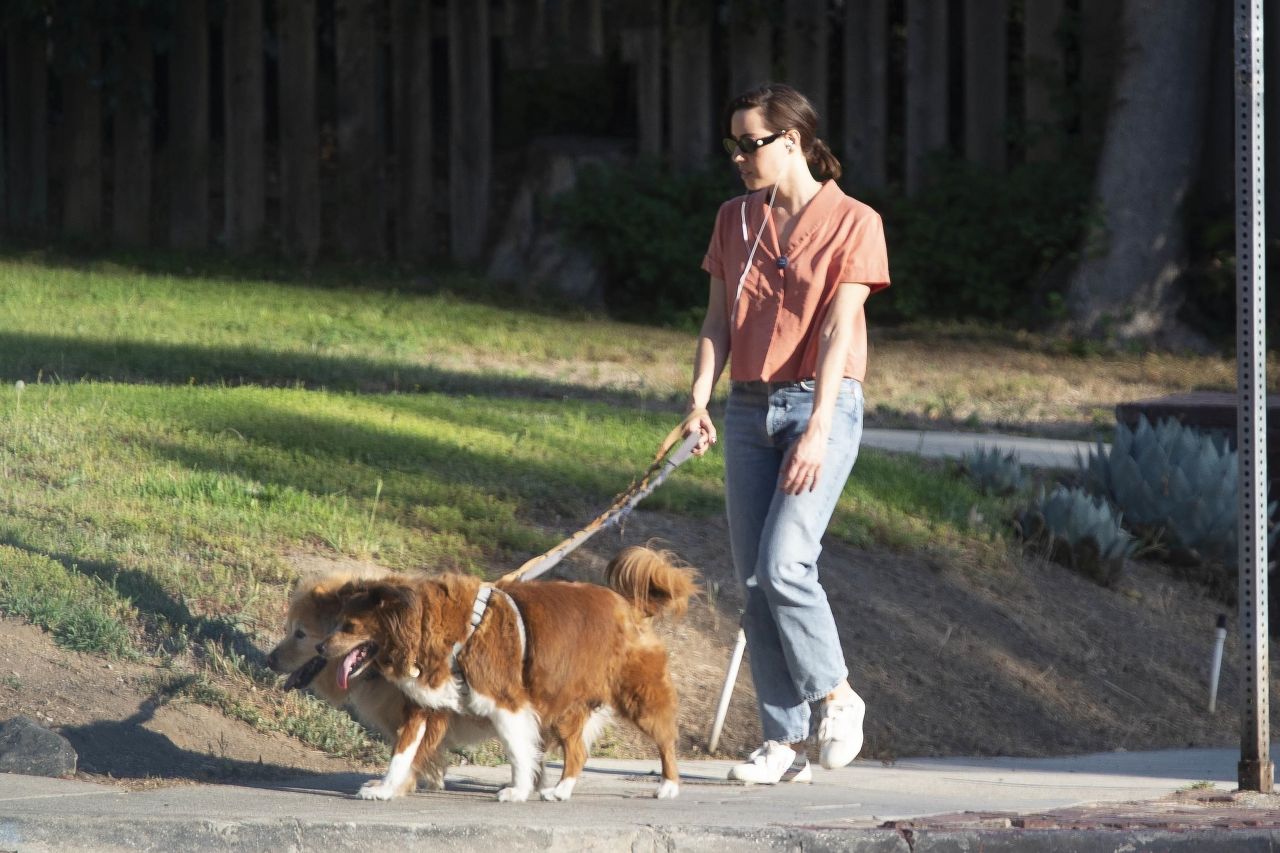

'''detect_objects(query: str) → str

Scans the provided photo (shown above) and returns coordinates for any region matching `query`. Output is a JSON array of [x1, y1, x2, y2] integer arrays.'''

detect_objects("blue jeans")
[[723, 378, 863, 743]]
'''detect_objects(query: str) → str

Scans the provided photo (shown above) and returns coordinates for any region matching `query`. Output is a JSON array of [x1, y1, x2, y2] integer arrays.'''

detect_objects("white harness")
[[446, 584, 527, 692]]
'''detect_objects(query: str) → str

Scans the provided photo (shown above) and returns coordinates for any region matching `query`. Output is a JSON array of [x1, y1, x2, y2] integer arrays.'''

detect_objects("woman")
[[687, 83, 890, 783]]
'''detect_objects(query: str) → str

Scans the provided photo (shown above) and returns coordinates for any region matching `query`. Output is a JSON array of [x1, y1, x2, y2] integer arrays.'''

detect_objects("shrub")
[[556, 160, 738, 329], [1015, 486, 1137, 587], [1081, 416, 1275, 567], [868, 154, 1093, 326], [960, 445, 1027, 497]]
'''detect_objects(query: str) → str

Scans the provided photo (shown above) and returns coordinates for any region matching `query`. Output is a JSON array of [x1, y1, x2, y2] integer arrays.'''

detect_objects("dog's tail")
[[606, 545, 700, 620]]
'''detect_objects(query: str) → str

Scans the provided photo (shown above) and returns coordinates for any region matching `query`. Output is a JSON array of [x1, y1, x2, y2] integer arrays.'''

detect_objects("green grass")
[[0, 253, 693, 399], [0, 255, 1009, 757]]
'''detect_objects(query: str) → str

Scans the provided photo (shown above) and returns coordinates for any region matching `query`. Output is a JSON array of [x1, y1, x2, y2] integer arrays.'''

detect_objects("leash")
[[499, 409, 707, 584]]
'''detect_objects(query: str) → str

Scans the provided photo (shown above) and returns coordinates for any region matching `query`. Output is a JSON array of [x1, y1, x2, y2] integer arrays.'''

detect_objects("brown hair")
[[722, 83, 843, 181]]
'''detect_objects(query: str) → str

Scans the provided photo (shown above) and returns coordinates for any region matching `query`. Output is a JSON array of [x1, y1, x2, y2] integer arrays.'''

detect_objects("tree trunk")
[[62, 38, 103, 239], [169, 0, 209, 249], [1079, 0, 1121, 148], [277, 0, 321, 262], [905, 0, 948, 194], [1022, 0, 1064, 162], [392, 0, 433, 263], [502, 0, 548, 68], [1064, 0, 1215, 345], [112, 12, 154, 246], [963, 0, 1007, 173], [448, 0, 491, 264], [620, 24, 663, 158], [727, 1, 772, 98], [843, 0, 888, 189], [335, 0, 382, 259], [784, 0, 828, 124], [667, 3, 712, 171], [224, 0, 265, 254], [5, 22, 48, 234]]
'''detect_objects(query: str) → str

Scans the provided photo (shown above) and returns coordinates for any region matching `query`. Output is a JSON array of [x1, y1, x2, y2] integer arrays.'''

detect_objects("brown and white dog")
[[318, 545, 698, 802], [266, 569, 493, 794]]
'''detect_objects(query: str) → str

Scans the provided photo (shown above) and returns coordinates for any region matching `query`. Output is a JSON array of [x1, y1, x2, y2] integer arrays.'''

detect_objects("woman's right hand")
[[685, 407, 717, 457]]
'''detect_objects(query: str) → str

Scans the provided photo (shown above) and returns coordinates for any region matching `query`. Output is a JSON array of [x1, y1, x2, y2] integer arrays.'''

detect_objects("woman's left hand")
[[780, 426, 828, 494]]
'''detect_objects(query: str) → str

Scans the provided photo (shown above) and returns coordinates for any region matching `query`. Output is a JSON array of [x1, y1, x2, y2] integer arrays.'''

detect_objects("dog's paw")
[[497, 786, 531, 803], [416, 771, 446, 792], [539, 778, 577, 801], [654, 779, 679, 800], [357, 780, 399, 801]]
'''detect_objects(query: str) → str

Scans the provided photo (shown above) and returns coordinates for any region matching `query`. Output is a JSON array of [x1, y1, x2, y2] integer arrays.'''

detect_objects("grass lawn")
[[0, 253, 1029, 758], [2, 249, 1269, 761]]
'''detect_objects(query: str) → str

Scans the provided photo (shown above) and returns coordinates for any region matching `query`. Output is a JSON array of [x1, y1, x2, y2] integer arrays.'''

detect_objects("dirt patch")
[[0, 619, 374, 788], [1, 507, 1272, 787], [558, 510, 1277, 765]]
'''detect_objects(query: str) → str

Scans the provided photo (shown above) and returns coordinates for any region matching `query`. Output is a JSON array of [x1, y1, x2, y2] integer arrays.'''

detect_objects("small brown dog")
[[266, 569, 492, 794], [319, 545, 698, 802]]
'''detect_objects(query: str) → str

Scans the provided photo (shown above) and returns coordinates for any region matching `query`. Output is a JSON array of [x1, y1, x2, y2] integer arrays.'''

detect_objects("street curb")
[[2, 815, 1279, 852]]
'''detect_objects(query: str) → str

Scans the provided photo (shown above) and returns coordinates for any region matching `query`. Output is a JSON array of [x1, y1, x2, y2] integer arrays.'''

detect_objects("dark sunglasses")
[[722, 131, 787, 156]]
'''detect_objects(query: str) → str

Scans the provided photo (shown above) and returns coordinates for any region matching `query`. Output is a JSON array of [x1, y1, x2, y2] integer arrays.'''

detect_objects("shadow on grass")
[[0, 537, 264, 665], [141, 391, 722, 555], [0, 331, 683, 411], [0, 242, 601, 322]]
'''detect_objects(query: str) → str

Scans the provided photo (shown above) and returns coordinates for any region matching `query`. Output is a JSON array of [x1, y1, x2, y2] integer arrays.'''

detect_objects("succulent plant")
[[1080, 415, 1274, 565], [1016, 486, 1138, 587], [961, 445, 1028, 497]]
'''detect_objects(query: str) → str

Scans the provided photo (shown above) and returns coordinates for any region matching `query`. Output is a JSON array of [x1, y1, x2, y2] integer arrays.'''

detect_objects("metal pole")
[[1234, 0, 1272, 794], [708, 627, 747, 754]]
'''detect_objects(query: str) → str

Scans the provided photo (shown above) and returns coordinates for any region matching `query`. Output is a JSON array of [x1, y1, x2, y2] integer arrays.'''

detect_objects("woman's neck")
[[770, 168, 823, 217]]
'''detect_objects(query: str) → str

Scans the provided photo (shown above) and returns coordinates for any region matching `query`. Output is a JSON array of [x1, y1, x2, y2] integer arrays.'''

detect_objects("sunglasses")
[[722, 131, 787, 156]]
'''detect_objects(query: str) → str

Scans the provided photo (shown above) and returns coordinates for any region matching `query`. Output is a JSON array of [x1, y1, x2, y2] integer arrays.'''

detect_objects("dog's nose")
[[265, 651, 278, 670]]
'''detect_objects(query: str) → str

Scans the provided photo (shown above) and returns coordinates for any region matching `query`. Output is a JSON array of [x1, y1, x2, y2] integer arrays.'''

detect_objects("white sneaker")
[[817, 691, 865, 769], [727, 741, 812, 784]]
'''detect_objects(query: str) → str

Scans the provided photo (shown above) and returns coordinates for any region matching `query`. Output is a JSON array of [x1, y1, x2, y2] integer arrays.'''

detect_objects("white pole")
[[1209, 614, 1228, 713], [1233, 0, 1271, 793], [708, 628, 747, 754]]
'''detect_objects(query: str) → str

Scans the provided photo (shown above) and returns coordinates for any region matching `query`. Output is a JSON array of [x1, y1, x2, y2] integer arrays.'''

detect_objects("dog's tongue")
[[337, 647, 362, 691]]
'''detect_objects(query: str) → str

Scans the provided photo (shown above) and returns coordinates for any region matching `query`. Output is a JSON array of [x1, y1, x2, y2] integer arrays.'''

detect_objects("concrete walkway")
[[1, 747, 1276, 851], [861, 428, 1103, 469]]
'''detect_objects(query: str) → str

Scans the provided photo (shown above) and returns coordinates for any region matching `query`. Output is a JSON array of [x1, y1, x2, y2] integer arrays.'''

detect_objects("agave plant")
[[961, 445, 1027, 497], [1017, 486, 1137, 587], [1081, 416, 1274, 565]]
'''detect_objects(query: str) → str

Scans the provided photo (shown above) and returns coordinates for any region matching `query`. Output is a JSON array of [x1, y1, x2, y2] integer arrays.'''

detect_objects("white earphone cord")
[[734, 182, 780, 311]]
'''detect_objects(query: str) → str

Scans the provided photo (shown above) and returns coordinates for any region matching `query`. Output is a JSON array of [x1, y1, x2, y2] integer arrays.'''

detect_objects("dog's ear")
[[367, 583, 414, 611]]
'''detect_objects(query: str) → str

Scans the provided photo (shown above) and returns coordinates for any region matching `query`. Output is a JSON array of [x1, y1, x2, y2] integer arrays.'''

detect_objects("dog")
[[318, 545, 698, 802], [266, 568, 493, 794]]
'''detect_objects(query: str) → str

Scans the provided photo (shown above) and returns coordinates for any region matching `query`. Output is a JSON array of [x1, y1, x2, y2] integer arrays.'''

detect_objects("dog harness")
[[444, 583, 527, 692]]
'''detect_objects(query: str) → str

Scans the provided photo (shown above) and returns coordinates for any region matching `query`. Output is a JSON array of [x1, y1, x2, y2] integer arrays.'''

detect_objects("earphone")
[[734, 182, 780, 310]]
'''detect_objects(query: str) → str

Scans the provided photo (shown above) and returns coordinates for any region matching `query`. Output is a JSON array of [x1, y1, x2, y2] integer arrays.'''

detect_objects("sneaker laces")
[[749, 741, 779, 761], [818, 699, 859, 740]]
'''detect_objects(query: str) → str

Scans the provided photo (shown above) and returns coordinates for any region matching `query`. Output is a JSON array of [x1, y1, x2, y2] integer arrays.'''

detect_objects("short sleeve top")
[[701, 180, 890, 383]]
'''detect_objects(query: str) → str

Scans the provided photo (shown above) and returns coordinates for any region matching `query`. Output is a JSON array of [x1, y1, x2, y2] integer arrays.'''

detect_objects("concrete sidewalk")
[[1, 747, 1275, 851], [861, 428, 1103, 469]]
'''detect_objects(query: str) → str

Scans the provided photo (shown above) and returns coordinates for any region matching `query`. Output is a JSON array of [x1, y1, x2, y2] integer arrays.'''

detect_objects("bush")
[[556, 160, 738, 329], [557, 153, 1092, 331], [1015, 486, 1137, 587], [868, 154, 1093, 326]]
